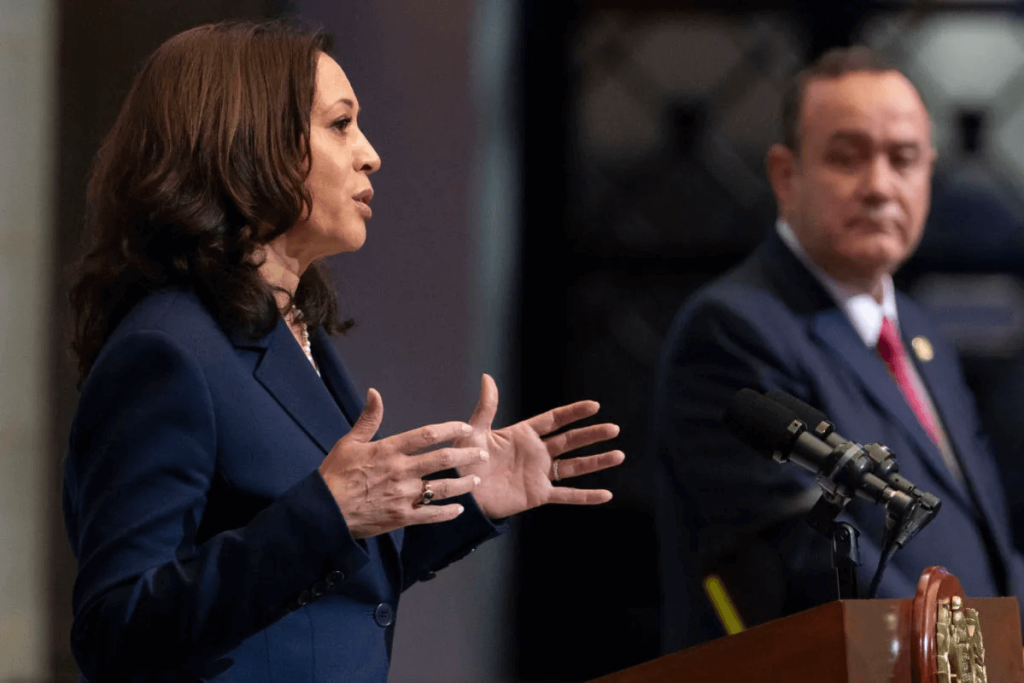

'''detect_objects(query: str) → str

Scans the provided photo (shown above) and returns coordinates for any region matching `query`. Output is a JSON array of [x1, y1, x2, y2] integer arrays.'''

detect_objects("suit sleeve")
[[652, 293, 917, 633], [397, 492, 507, 589], [65, 330, 372, 680]]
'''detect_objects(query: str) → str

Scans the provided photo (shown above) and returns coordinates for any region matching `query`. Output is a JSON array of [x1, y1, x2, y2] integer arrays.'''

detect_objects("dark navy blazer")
[[63, 289, 503, 682], [650, 231, 1024, 652]]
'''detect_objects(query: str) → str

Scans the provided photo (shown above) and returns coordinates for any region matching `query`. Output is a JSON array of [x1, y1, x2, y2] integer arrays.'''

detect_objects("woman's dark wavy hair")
[[69, 20, 352, 382]]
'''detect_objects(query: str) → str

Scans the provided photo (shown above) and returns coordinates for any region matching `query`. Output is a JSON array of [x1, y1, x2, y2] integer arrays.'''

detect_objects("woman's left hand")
[[455, 374, 624, 520]]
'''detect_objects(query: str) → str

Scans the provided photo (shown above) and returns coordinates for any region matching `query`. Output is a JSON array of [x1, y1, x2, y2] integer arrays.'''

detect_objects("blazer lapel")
[[758, 234, 969, 500], [232, 318, 348, 454], [310, 327, 363, 431], [808, 308, 970, 497], [895, 297, 1008, 524], [894, 297, 970, 456]]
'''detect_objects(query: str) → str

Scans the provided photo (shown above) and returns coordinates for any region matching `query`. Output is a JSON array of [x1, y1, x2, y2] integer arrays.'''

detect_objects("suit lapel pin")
[[912, 336, 934, 362]]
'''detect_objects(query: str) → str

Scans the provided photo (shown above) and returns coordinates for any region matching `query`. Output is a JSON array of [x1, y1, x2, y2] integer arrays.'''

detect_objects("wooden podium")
[[592, 567, 1023, 683]]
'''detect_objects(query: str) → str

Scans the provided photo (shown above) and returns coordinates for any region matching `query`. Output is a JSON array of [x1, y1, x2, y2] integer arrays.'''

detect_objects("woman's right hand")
[[318, 388, 489, 538]]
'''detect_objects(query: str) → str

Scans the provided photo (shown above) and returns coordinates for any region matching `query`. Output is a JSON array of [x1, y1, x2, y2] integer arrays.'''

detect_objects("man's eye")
[[891, 153, 918, 169], [332, 117, 351, 131], [827, 151, 857, 166]]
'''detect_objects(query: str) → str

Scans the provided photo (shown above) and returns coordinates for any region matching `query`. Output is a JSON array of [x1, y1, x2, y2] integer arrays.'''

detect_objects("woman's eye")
[[332, 117, 351, 132]]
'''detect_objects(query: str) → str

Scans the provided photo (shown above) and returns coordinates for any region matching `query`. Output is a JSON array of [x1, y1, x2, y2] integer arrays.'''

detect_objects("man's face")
[[769, 71, 935, 293]]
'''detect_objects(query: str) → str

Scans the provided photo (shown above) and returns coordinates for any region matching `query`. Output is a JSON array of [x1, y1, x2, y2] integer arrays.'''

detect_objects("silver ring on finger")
[[552, 459, 560, 482], [419, 480, 435, 506]]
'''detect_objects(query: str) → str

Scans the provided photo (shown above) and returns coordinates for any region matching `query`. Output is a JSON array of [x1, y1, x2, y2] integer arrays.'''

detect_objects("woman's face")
[[293, 53, 381, 257]]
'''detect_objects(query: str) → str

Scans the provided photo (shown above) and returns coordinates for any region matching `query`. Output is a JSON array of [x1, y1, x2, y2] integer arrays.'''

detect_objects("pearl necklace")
[[299, 322, 312, 358], [300, 322, 319, 375], [289, 306, 319, 375]]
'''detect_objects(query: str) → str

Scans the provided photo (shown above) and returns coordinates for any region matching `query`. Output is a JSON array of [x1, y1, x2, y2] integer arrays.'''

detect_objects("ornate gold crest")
[[912, 336, 934, 362], [936, 595, 987, 683]]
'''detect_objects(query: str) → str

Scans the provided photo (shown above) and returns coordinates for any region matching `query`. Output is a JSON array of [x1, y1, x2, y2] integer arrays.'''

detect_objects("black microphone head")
[[765, 390, 830, 431], [723, 388, 806, 457]]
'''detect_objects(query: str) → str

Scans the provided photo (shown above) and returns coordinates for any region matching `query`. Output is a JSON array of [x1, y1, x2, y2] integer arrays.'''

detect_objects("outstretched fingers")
[[525, 400, 601, 437], [388, 421, 474, 454], [347, 388, 385, 443], [406, 474, 481, 525], [552, 450, 625, 481], [544, 423, 620, 457], [546, 487, 614, 505], [407, 501, 468, 525], [405, 447, 489, 478], [415, 474, 480, 506], [468, 373, 499, 431], [545, 450, 624, 506]]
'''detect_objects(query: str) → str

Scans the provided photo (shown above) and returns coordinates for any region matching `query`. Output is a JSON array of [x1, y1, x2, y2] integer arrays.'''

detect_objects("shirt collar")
[[775, 219, 898, 347]]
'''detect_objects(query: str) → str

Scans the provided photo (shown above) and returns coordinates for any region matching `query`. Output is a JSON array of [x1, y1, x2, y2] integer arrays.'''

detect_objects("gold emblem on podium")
[[912, 336, 934, 362], [936, 595, 987, 683]]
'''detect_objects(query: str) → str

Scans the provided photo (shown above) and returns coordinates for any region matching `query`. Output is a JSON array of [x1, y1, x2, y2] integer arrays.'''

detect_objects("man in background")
[[650, 46, 1024, 652]]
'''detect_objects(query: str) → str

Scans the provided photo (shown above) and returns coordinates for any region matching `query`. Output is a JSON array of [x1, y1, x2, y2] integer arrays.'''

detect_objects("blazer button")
[[311, 581, 327, 597], [420, 571, 438, 581], [296, 590, 311, 607], [326, 570, 345, 587], [373, 603, 394, 627]]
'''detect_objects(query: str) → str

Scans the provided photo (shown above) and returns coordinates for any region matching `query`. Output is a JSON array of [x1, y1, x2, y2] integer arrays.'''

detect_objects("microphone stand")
[[806, 495, 861, 600]]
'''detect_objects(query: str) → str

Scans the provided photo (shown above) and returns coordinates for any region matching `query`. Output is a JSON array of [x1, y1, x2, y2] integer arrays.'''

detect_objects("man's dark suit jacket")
[[63, 288, 503, 682], [650, 231, 1024, 653]]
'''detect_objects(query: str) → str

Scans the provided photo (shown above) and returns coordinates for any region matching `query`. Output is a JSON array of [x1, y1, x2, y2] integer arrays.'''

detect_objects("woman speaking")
[[63, 20, 623, 682]]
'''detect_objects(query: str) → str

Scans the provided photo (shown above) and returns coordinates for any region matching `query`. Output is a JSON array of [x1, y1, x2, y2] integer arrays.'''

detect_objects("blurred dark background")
[[518, 1, 1024, 680], [7, 0, 1024, 681]]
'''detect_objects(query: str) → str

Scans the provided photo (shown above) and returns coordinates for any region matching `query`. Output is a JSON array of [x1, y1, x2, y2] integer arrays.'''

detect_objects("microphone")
[[764, 390, 941, 514], [763, 391, 844, 447], [724, 388, 938, 548]]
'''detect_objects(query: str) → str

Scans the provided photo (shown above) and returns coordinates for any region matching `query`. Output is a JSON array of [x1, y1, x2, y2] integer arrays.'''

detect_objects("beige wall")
[[0, 0, 57, 679]]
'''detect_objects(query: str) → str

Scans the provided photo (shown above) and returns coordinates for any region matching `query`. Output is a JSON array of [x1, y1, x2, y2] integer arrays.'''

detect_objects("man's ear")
[[766, 143, 796, 215]]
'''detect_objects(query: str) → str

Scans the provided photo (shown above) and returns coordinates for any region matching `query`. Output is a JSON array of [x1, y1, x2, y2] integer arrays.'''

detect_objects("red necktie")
[[876, 317, 942, 445]]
